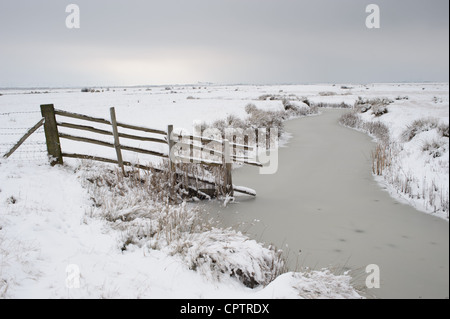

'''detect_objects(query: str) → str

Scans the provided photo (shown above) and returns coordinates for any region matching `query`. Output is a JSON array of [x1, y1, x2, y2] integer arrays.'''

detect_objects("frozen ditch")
[[205, 109, 449, 299]]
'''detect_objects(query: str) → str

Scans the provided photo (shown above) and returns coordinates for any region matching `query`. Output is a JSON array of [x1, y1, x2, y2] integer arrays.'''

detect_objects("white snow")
[[357, 88, 449, 220], [0, 159, 361, 299], [1, 82, 448, 298]]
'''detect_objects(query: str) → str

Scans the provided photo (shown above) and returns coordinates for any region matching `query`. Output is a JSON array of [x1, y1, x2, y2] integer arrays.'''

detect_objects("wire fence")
[[0, 111, 41, 116], [0, 111, 48, 163]]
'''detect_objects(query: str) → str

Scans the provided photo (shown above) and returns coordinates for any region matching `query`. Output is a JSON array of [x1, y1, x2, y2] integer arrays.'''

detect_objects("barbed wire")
[[0, 141, 46, 146], [0, 111, 41, 116], [0, 128, 44, 135], [1, 149, 47, 153], [0, 111, 47, 162], [0, 132, 34, 135], [0, 127, 38, 130], [1, 144, 48, 163]]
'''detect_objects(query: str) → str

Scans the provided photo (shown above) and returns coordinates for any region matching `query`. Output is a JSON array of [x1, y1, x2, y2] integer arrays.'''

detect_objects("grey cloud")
[[0, 0, 448, 86]]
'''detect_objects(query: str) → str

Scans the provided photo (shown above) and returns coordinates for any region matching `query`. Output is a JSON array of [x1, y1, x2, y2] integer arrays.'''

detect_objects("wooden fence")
[[36, 104, 261, 197]]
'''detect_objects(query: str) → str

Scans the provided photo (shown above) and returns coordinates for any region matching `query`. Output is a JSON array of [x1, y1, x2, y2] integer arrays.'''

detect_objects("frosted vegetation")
[[79, 162, 286, 288], [340, 97, 449, 218], [0, 83, 447, 298]]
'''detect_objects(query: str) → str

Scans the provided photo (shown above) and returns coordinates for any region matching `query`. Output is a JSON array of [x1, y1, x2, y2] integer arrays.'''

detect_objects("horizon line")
[[1, 80, 449, 91]]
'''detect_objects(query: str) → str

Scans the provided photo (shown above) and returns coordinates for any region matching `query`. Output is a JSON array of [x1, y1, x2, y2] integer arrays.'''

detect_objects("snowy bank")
[[339, 91, 449, 220], [0, 159, 363, 298], [1, 82, 448, 299]]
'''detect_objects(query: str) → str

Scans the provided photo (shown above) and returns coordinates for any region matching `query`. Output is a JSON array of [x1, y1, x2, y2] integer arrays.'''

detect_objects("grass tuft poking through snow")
[[0, 158, 363, 298], [401, 118, 439, 142], [340, 98, 449, 220], [73, 160, 364, 298], [79, 162, 287, 289], [200, 101, 319, 140]]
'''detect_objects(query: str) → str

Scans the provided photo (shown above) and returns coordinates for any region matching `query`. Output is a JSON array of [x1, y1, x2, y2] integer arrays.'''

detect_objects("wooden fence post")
[[223, 139, 233, 196], [110, 107, 125, 176], [167, 124, 176, 195], [40, 104, 63, 166], [167, 124, 175, 167], [255, 128, 259, 153]]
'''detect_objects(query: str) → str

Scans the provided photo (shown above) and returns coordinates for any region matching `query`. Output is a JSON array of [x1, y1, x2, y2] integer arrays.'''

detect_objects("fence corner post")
[[40, 104, 63, 166]]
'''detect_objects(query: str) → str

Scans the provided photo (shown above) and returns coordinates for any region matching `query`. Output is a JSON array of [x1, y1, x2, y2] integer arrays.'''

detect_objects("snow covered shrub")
[[298, 97, 310, 107], [339, 111, 361, 128], [318, 91, 336, 96], [372, 105, 388, 117], [210, 115, 248, 134], [354, 97, 392, 114], [438, 123, 449, 138], [211, 119, 226, 132], [179, 228, 285, 288], [246, 108, 285, 137], [282, 99, 318, 117], [258, 94, 277, 101], [291, 106, 311, 117], [370, 97, 393, 107], [193, 121, 209, 135], [313, 102, 352, 109], [422, 139, 444, 158], [401, 118, 439, 142], [208, 104, 288, 138], [245, 103, 258, 115], [78, 163, 287, 288], [282, 99, 297, 111], [354, 97, 367, 108], [362, 121, 390, 144], [225, 114, 247, 129], [290, 270, 363, 299]]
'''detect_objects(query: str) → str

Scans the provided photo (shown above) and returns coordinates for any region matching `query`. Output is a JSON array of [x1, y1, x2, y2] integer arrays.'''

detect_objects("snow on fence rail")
[[37, 104, 260, 197]]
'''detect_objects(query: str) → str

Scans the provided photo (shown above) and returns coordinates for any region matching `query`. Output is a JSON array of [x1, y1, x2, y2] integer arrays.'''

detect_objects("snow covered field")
[[0, 83, 448, 299]]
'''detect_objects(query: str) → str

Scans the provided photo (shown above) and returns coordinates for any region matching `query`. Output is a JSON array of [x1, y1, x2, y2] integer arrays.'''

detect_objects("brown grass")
[[371, 144, 391, 176]]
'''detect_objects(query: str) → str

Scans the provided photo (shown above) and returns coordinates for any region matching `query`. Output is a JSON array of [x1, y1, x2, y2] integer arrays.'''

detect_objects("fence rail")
[[175, 133, 254, 151], [3, 104, 263, 198]]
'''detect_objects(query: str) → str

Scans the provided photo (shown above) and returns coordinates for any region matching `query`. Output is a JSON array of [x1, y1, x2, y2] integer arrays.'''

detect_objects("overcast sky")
[[0, 0, 448, 87]]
